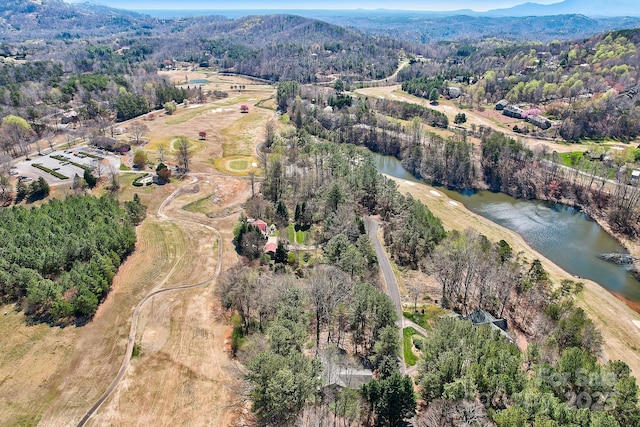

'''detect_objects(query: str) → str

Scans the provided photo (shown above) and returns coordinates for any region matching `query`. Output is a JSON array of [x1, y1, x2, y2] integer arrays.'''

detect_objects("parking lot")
[[12, 148, 122, 186]]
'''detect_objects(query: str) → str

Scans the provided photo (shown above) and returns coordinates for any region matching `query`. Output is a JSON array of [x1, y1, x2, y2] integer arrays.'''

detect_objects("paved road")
[[77, 176, 223, 426], [365, 217, 406, 373]]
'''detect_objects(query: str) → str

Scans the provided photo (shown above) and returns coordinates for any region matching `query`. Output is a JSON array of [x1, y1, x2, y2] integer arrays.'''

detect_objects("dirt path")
[[74, 176, 223, 426]]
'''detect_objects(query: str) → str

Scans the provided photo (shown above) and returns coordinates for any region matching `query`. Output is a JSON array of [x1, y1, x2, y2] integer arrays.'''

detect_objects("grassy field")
[[164, 105, 212, 125], [228, 159, 249, 170], [221, 112, 266, 157], [3, 70, 273, 426]]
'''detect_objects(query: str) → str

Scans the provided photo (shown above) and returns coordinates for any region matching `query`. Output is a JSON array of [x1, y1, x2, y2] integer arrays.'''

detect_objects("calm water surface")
[[373, 153, 640, 302]]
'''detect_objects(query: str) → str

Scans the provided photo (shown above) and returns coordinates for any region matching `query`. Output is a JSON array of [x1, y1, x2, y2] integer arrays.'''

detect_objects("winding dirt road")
[[76, 176, 222, 427]]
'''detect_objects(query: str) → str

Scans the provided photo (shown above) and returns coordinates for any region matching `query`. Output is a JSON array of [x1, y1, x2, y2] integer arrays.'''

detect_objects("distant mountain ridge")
[[486, 0, 640, 17]]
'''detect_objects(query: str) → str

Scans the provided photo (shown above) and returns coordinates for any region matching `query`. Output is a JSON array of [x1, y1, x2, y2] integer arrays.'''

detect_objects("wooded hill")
[[319, 12, 640, 44], [1, 1, 404, 83], [400, 27, 640, 141], [0, 0, 150, 41]]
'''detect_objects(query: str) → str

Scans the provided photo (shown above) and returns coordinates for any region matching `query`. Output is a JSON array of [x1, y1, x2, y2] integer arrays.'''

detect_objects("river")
[[373, 153, 640, 303]]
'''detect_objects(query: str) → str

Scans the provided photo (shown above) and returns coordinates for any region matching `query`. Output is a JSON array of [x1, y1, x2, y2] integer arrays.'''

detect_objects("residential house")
[[320, 350, 373, 390], [447, 87, 461, 98], [495, 99, 509, 110], [526, 114, 552, 130], [503, 105, 524, 119], [264, 238, 277, 254], [252, 219, 268, 235], [463, 309, 508, 332]]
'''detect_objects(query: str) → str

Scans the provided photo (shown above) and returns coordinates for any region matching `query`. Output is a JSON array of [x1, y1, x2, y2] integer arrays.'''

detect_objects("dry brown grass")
[[391, 176, 640, 378], [2, 70, 271, 427]]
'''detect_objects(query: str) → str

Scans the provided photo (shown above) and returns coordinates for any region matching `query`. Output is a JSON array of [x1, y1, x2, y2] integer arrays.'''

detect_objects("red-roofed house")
[[253, 219, 267, 234], [264, 241, 277, 253]]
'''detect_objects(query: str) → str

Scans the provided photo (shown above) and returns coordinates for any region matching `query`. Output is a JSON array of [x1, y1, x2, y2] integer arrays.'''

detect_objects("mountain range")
[[486, 0, 640, 17], [134, 0, 640, 18]]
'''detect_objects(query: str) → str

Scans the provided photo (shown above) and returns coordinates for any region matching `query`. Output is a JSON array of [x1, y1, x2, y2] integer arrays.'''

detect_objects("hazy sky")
[[69, 0, 562, 12]]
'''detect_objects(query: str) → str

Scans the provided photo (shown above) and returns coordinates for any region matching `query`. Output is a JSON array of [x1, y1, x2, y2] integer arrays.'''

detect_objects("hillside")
[[396, 26, 640, 142], [0, 1, 403, 83], [153, 14, 403, 81], [317, 11, 640, 43], [0, 0, 151, 41]]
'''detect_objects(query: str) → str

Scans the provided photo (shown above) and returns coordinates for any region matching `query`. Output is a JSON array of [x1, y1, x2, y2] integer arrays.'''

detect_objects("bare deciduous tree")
[[414, 400, 492, 427], [307, 265, 352, 354], [127, 122, 150, 144], [175, 136, 190, 176], [107, 164, 120, 195]]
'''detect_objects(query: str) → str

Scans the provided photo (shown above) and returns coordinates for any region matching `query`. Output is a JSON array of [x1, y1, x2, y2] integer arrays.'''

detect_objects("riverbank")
[[388, 175, 640, 379]]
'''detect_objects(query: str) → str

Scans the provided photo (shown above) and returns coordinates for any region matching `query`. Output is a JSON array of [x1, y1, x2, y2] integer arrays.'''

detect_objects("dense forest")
[[0, 195, 142, 320]]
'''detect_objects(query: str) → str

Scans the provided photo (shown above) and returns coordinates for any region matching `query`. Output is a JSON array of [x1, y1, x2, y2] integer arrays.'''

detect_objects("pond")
[[189, 79, 209, 84], [373, 152, 640, 303]]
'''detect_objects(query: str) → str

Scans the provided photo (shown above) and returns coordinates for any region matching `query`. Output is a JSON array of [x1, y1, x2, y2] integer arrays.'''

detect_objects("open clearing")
[[1, 70, 272, 426]]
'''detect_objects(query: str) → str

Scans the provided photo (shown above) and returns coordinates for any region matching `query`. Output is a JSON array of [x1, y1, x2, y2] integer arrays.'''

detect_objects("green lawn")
[[286, 223, 311, 244], [287, 223, 295, 242], [403, 327, 423, 367], [558, 151, 584, 167], [555, 151, 618, 179], [228, 159, 249, 170], [403, 305, 448, 331]]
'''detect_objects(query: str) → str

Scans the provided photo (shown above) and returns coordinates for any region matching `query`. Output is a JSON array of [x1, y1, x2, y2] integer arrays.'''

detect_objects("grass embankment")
[[165, 105, 212, 125], [391, 175, 640, 378], [403, 327, 424, 367], [183, 194, 217, 215], [32, 163, 68, 179], [50, 155, 92, 172], [403, 305, 448, 330]]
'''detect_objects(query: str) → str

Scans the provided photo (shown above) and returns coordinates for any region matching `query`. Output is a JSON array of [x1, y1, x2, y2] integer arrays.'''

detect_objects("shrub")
[[32, 164, 68, 179]]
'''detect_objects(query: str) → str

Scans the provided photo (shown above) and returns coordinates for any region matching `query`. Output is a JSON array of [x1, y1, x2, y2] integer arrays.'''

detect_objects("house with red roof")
[[252, 219, 267, 234], [264, 240, 278, 253]]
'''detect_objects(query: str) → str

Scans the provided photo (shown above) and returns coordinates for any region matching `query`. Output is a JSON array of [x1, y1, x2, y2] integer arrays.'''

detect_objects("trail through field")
[[76, 176, 224, 426]]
